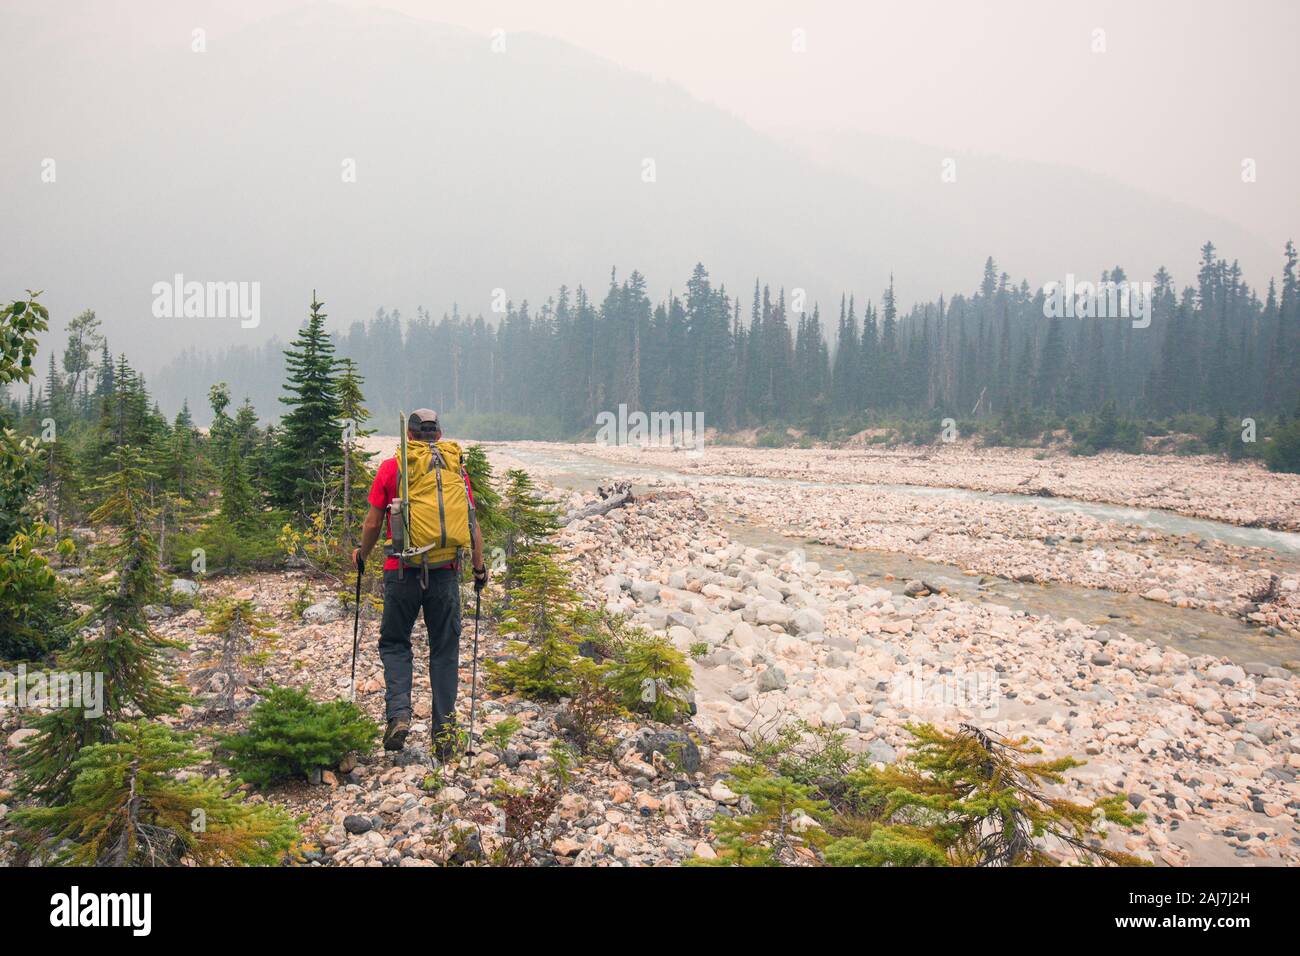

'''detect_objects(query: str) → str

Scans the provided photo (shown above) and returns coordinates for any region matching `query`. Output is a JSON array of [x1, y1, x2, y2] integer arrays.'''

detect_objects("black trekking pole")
[[349, 556, 365, 702], [466, 587, 481, 758]]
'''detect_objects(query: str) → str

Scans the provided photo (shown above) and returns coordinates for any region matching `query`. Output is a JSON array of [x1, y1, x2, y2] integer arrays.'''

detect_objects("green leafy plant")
[[0, 523, 72, 661]]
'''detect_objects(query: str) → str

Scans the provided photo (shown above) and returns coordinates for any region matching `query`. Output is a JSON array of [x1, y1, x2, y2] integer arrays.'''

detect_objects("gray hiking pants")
[[378, 565, 462, 739]]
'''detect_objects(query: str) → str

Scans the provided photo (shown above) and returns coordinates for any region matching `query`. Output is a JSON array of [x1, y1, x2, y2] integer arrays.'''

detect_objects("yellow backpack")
[[385, 436, 474, 573]]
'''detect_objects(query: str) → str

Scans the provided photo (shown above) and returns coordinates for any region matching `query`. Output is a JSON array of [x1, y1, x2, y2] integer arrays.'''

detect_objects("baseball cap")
[[408, 408, 440, 437]]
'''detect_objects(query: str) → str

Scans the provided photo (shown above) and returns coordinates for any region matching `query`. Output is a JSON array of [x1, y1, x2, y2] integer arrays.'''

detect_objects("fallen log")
[[559, 481, 634, 526]]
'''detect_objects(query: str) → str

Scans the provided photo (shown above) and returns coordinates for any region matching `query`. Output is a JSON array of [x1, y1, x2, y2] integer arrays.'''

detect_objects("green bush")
[[604, 630, 693, 722], [170, 515, 284, 573], [1069, 401, 1143, 455], [0, 525, 72, 661], [1265, 418, 1300, 473], [219, 686, 379, 787]]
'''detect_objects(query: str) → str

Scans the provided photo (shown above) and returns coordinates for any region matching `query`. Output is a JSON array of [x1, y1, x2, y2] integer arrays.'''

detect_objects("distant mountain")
[[0, 0, 1279, 390]]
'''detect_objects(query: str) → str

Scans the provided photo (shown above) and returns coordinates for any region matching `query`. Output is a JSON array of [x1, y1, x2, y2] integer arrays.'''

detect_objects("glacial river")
[[497, 442, 1300, 669]]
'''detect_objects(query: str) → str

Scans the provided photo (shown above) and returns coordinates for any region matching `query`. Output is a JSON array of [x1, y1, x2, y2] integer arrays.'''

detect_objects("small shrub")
[[0, 524, 73, 661], [692, 765, 830, 866], [561, 660, 626, 755], [604, 631, 694, 722], [1265, 418, 1300, 473], [219, 686, 379, 787], [171, 515, 283, 573], [488, 637, 579, 700], [482, 715, 521, 753], [191, 599, 279, 712]]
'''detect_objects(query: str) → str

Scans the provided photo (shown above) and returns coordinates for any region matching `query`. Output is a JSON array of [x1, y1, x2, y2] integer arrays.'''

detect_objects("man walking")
[[353, 408, 487, 758]]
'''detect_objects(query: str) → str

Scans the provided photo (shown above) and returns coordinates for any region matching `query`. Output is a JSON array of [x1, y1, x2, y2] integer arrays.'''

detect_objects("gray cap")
[[408, 408, 440, 436]]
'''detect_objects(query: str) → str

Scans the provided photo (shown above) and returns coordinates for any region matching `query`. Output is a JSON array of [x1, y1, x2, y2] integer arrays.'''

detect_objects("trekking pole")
[[466, 587, 481, 758], [349, 556, 365, 702]]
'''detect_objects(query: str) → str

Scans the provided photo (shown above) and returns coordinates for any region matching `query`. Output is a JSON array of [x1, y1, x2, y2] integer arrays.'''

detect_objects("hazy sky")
[[4, 0, 1295, 380], [101, 0, 1297, 250]]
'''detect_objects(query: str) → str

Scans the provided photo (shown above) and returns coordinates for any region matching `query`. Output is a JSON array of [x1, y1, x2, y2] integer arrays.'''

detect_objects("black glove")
[[473, 564, 488, 593]]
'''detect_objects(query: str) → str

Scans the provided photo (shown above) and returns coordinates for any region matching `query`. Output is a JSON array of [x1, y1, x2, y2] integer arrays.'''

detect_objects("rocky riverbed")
[[545, 483, 1300, 866], [680, 477, 1300, 638], [4, 440, 1297, 867], [566, 441, 1300, 532], [494, 442, 1300, 640]]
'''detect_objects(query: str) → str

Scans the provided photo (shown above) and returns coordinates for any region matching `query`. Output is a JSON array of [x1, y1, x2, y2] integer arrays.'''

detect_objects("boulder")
[[303, 600, 345, 624], [790, 607, 825, 635], [634, 730, 702, 773], [755, 603, 792, 628]]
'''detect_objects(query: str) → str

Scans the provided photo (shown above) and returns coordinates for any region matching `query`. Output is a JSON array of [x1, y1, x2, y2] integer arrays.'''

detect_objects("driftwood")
[[560, 481, 634, 526]]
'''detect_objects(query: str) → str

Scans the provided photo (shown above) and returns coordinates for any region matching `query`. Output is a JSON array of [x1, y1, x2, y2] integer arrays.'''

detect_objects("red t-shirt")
[[368, 455, 475, 571]]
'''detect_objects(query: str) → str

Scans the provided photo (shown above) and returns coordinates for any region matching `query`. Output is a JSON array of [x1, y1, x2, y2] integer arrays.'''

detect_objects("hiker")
[[353, 408, 487, 757]]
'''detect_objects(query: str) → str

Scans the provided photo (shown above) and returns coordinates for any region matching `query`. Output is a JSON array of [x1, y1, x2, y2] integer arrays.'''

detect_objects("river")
[[497, 442, 1300, 669]]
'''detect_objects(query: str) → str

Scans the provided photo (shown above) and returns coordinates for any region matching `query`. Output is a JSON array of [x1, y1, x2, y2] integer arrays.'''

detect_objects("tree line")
[[136, 241, 1300, 439]]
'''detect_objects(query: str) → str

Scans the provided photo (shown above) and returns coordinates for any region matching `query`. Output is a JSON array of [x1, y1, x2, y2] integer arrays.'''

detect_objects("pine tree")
[[15, 720, 300, 866], [695, 764, 830, 866], [271, 292, 343, 513], [219, 437, 256, 527], [488, 550, 589, 700], [191, 600, 277, 712], [166, 402, 197, 498], [15, 445, 188, 801], [825, 723, 1146, 867], [462, 443, 502, 549], [499, 468, 560, 583]]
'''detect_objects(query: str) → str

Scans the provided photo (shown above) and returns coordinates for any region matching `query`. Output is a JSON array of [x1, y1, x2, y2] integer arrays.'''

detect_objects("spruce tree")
[[462, 443, 502, 549], [219, 437, 256, 527], [488, 550, 589, 700], [499, 468, 560, 584], [272, 292, 343, 513], [15, 720, 300, 866], [15, 445, 187, 801], [192, 600, 278, 712]]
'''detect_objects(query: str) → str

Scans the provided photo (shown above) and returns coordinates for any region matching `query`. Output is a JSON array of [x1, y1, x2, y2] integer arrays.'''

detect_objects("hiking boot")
[[383, 715, 411, 752]]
